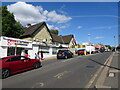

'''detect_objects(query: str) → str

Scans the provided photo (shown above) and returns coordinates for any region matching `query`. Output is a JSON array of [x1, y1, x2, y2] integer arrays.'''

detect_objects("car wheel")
[[34, 62, 40, 69], [65, 55, 68, 59], [2, 69, 10, 79]]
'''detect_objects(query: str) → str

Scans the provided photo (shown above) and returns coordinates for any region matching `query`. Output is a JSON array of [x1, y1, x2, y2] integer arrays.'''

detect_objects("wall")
[[0, 46, 7, 58], [22, 37, 32, 41], [69, 38, 76, 53], [34, 25, 52, 44], [28, 45, 39, 59]]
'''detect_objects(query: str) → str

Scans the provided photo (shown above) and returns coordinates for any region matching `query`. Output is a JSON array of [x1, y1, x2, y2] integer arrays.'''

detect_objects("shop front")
[[0, 36, 32, 58]]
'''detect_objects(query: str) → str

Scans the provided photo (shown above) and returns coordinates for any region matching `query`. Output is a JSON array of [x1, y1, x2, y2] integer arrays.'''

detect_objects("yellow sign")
[[14, 45, 18, 47]]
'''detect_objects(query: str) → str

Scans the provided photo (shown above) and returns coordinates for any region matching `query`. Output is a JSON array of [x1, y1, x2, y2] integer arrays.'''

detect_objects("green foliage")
[[50, 29, 59, 35], [1, 6, 24, 38]]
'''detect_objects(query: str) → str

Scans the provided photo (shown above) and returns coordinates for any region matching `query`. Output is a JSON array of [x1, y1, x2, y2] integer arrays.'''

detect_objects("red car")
[[0, 55, 42, 78], [77, 49, 87, 55]]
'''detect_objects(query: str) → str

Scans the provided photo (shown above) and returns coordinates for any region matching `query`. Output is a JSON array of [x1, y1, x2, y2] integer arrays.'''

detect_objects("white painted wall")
[[0, 47, 7, 58], [28, 45, 39, 59]]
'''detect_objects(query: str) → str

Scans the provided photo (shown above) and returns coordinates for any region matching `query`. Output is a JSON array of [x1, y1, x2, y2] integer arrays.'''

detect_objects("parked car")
[[57, 50, 74, 59], [0, 55, 42, 79], [77, 49, 87, 55]]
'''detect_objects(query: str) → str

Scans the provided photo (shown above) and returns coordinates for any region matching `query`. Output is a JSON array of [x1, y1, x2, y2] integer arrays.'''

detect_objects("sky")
[[2, 1, 119, 46]]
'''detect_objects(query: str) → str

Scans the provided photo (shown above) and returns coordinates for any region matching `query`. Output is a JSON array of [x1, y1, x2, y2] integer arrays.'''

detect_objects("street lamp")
[[114, 36, 116, 51], [88, 34, 91, 54]]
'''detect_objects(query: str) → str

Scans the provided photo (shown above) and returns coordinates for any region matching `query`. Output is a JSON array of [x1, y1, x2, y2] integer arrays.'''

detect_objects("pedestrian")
[[35, 53, 40, 60], [41, 51, 44, 60], [25, 52, 30, 57]]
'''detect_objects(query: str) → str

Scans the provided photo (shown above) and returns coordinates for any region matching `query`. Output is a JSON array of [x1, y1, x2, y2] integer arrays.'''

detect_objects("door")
[[20, 56, 33, 68], [7, 56, 27, 72]]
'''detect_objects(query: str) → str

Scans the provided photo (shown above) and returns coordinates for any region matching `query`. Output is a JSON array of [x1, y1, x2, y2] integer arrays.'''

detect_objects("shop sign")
[[7, 40, 20, 46]]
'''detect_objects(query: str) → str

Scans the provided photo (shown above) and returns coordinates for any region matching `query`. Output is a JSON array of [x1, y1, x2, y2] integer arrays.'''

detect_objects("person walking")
[[25, 52, 30, 57], [35, 52, 41, 61], [41, 51, 44, 60]]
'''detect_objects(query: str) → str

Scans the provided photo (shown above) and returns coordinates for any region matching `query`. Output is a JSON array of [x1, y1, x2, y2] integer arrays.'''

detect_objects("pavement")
[[95, 51, 120, 89], [41, 54, 78, 62]]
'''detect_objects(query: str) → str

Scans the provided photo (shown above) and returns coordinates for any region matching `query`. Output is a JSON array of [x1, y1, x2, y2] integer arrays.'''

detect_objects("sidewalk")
[[95, 51, 119, 88], [41, 56, 57, 62], [41, 54, 78, 62]]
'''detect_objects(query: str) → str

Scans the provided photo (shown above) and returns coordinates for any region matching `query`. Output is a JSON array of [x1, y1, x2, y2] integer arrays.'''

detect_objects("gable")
[[33, 25, 52, 43]]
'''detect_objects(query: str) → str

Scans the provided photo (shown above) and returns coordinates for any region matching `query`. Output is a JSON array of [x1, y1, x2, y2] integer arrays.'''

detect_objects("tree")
[[50, 29, 59, 35], [1, 6, 24, 38]]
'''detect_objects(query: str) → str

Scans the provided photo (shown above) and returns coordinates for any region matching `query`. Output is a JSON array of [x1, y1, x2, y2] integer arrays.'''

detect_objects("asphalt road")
[[2, 52, 112, 88]]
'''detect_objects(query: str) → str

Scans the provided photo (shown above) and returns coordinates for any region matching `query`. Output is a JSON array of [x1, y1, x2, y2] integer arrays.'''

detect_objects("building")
[[20, 22, 76, 58], [0, 36, 32, 58]]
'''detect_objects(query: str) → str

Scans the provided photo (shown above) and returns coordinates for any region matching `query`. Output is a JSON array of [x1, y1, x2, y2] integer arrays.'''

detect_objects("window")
[[6, 56, 21, 62], [20, 56, 29, 60], [52, 48, 58, 55], [39, 46, 49, 53]]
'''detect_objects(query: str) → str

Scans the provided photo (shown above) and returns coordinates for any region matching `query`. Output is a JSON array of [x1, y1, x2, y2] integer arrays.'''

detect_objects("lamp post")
[[88, 34, 91, 54], [114, 36, 116, 51]]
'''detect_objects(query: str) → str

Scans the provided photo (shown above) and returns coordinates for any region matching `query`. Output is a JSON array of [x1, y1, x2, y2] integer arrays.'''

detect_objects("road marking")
[[85, 53, 113, 88], [53, 71, 69, 79], [32, 82, 45, 88]]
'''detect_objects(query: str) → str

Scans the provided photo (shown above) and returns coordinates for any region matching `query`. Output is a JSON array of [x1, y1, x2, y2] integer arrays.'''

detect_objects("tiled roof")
[[51, 34, 63, 43], [51, 34, 74, 44], [20, 22, 45, 38], [20, 22, 74, 44], [62, 35, 74, 44]]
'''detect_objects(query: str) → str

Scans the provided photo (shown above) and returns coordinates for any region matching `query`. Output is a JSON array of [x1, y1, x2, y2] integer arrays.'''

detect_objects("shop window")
[[39, 46, 49, 53], [7, 47, 24, 56], [7, 47, 15, 56], [52, 48, 58, 55]]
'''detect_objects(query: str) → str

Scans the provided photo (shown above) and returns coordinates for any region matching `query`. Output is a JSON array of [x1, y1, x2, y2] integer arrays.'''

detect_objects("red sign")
[[7, 40, 20, 46]]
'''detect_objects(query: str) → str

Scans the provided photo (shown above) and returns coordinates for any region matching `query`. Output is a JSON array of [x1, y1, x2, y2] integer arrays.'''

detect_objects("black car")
[[57, 50, 74, 59]]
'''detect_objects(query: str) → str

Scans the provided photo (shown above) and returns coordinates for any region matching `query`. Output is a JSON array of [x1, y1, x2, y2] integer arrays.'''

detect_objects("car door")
[[6, 56, 27, 72], [66, 50, 71, 58], [20, 56, 33, 68]]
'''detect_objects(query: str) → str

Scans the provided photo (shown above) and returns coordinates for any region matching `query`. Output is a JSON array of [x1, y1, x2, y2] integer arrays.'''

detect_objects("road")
[[2, 52, 112, 88]]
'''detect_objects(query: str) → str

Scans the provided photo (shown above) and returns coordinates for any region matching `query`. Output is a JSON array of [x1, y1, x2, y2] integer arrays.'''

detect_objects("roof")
[[51, 34, 63, 43], [20, 22, 51, 38], [20, 22, 75, 44], [51, 34, 74, 44], [62, 35, 74, 44]]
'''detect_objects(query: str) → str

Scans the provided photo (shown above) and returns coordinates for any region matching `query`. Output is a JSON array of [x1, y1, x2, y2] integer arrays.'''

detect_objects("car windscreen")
[[78, 49, 85, 51], [58, 50, 68, 54]]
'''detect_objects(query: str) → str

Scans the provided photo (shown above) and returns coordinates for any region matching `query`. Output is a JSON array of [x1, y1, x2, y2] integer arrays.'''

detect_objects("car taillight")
[[62, 53, 65, 55]]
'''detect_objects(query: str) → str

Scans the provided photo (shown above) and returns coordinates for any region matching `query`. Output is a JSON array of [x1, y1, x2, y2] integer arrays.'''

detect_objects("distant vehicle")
[[77, 49, 87, 55], [100, 48, 105, 52], [0, 55, 42, 79], [57, 50, 74, 59], [85, 46, 95, 54]]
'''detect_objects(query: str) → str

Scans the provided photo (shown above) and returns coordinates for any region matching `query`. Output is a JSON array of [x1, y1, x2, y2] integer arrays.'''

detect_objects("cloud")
[[59, 24, 70, 29], [95, 37, 105, 39], [77, 26, 83, 29], [7, 1, 72, 26], [47, 24, 59, 30]]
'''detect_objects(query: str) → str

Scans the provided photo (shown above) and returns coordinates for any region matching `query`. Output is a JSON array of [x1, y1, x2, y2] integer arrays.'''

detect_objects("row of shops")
[[0, 36, 68, 59]]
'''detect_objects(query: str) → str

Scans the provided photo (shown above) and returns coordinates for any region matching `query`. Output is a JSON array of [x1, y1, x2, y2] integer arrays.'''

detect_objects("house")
[[20, 22, 53, 44], [52, 34, 76, 53], [20, 22, 76, 58]]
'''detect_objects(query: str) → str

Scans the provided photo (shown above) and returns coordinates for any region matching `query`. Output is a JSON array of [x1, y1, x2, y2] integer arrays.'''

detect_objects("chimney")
[[27, 23, 31, 27]]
